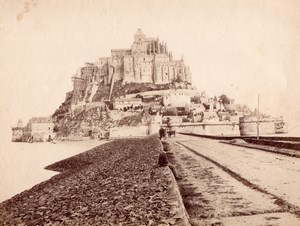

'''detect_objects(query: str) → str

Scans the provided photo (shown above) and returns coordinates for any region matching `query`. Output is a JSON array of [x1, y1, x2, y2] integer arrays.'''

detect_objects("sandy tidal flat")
[[0, 140, 108, 202]]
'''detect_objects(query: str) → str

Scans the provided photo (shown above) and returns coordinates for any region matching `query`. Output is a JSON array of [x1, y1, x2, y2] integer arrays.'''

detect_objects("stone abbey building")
[[72, 29, 192, 102]]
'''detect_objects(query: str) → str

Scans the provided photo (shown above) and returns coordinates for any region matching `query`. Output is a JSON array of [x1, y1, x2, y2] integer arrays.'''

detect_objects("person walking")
[[159, 127, 165, 139]]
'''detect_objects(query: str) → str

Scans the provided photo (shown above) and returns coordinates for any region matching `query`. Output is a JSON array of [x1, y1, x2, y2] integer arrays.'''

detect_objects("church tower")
[[132, 28, 147, 55]]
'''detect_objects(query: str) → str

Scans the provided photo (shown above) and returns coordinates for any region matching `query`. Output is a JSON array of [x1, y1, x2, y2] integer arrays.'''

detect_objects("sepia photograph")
[[0, 0, 300, 225]]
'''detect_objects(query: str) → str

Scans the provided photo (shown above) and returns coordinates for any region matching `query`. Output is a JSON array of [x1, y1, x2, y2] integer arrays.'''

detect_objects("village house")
[[163, 91, 191, 107], [11, 120, 24, 142], [22, 117, 55, 142]]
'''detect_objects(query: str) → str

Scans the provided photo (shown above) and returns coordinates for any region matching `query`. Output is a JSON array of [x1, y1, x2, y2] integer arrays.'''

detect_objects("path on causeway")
[[165, 134, 300, 226]]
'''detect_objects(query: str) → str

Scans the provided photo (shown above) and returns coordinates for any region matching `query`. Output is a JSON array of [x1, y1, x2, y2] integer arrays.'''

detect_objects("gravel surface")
[[169, 134, 300, 225], [0, 135, 188, 225], [165, 140, 284, 225], [175, 135, 300, 210]]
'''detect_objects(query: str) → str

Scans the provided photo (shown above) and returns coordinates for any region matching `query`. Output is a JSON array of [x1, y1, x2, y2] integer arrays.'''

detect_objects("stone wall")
[[109, 123, 161, 139], [125, 89, 199, 99], [162, 116, 183, 124], [123, 55, 135, 83], [176, 122, 240, 136], [108, 110, 137, 121], [11, 128, 23, 142], [109, 125, 149, 139], [240, 120, 275, 136], [85, 102, 106, 112], [72, 29, 193, 91]]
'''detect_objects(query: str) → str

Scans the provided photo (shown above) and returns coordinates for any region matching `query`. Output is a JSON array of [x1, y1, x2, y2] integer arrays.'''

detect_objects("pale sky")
[[1, 0, 300, 139]]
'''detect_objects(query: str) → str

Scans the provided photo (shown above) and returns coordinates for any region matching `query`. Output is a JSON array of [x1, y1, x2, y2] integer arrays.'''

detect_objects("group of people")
[[120, 104, 143, 112], [159, 127, 176, 139]]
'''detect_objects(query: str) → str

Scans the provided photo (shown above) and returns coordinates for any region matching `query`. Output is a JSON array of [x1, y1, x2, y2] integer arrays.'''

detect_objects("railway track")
[[179, 132, 300, 158], [164, 137, 300, 226], [221, 140, 300, 158], [178, 133, 300, 142]]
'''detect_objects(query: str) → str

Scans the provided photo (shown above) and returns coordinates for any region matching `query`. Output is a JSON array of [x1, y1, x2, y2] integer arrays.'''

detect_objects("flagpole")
[[257, 94, 260, 140]]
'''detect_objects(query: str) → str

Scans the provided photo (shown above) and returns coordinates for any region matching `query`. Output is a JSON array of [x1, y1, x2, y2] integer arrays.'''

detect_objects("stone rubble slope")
[[0, 135, 189, 226]]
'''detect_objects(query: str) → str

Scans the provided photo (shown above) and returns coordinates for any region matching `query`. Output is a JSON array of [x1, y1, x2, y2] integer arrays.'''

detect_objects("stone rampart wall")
[[176, 122, 240, 136], [109, 125, 149, 138]]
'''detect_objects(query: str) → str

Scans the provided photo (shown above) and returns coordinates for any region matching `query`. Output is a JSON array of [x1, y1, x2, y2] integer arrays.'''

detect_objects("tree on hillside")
[[191, 96, 201, 104], [135, 94, 143, 101], [219, 94, 230, 105], [174, 75, 183, 83], [163, 107, 178, 116]]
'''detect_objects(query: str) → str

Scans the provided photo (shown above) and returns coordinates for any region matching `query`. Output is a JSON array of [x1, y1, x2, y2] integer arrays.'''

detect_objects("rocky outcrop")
[[51, 81, 180, 139], [0, 135, 189, 225]]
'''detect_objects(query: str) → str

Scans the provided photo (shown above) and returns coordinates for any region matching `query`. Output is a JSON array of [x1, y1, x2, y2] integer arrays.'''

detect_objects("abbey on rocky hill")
[[72, 29, 192, 102]]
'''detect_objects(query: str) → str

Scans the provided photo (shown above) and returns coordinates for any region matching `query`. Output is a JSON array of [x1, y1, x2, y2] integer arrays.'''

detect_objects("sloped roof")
[[12, 127, 23, 130], [114, 98, 142, 103], [28, 117, 53, 124]]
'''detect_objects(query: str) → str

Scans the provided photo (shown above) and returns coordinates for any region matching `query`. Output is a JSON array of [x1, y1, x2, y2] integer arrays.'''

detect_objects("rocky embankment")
[[0, 136, 189, 225]]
